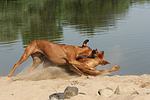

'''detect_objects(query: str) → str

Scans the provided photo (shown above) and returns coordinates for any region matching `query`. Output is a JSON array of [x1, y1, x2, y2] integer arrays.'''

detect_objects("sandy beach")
[[0, 67, 150, 100]]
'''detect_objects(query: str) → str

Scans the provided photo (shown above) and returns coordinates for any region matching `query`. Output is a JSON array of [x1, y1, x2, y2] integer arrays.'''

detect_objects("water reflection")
[[0, 0, 131, 46]]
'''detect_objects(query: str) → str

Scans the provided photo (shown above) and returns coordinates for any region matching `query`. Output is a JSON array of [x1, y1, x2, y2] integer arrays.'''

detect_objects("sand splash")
[[14, 65, 79, 81]]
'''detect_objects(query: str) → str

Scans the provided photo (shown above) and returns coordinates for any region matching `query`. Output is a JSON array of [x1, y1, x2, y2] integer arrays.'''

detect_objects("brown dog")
[[8, 39, 101, 77], [77, 49, 120, 75]]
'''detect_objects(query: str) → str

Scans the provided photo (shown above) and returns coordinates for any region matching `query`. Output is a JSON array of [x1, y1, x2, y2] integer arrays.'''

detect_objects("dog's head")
[[78, 39, 93, 57], [92, 49, 110, 65]]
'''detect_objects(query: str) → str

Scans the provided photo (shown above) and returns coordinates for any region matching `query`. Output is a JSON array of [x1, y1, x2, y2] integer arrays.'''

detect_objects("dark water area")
[[0, 0, 150, 76]]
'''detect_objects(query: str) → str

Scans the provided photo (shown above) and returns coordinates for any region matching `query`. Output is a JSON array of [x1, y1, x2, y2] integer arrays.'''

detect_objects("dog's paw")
[[8, 74, 12, 77], [112, 65, 120, 71]]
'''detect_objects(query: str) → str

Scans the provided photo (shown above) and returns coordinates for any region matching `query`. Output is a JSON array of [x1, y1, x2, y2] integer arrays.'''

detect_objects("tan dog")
[[8, 39, 101, 77], [77, 49, 120, 75]]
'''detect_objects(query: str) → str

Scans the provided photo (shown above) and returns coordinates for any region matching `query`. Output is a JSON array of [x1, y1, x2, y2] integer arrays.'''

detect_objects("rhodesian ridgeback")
[[78, 49, 120, 75], [8, 39, 99, 77]]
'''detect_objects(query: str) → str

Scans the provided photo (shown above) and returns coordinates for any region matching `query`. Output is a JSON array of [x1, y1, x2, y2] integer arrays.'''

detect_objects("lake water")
[[0, 0, 150, 76]]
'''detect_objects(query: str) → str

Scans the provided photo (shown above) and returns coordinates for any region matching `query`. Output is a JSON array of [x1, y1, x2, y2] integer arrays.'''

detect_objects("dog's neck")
[[76, 47, 92, 58]]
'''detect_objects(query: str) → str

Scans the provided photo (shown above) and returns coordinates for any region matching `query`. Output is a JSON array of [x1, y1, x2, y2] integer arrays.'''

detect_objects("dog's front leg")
[[68, 64, 86, 76]]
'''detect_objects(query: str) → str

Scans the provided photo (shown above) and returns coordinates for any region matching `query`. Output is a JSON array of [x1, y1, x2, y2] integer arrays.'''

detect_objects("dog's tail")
[[82, 39, 89, 47]]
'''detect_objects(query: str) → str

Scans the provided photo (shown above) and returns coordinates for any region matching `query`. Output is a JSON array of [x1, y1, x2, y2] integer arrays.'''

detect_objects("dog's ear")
[[98, 51, 104, 59], [82, 39, 89, 47], [92, 49, 98, 54]]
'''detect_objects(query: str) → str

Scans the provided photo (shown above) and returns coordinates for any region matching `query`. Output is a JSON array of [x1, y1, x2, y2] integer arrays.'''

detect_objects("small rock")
[[98, 87, 114, 97], [49, 93, 66, 100], [114, 86, 139, 95], [49, 86, 85, 100], [64, 86, 79, 99]]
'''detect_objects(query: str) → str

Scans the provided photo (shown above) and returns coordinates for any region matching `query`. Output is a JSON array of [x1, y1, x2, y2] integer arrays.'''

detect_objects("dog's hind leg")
[[83, 65, 120, 75], [28, 52, 44, 74], [71, 63, 118, 75], [100, 65, 120, 73], [8, 42, 36, 77]]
